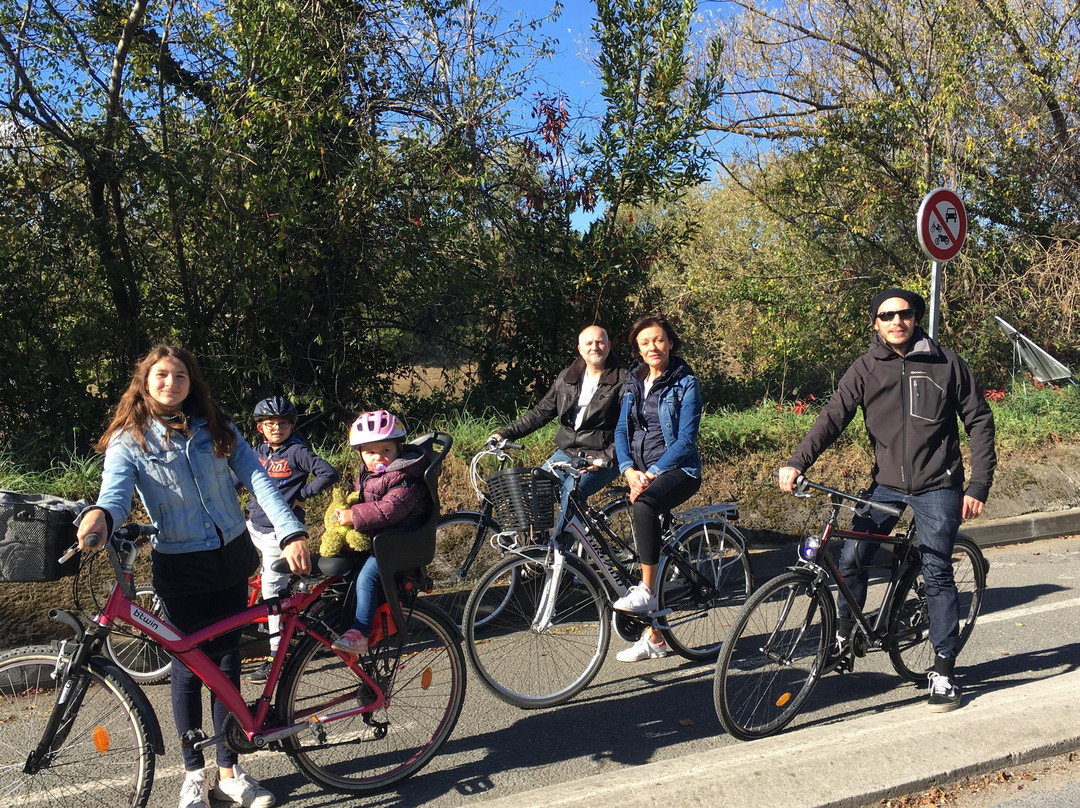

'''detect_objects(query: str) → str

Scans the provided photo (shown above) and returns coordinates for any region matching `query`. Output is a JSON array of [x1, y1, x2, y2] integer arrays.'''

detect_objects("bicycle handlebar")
[[774, 469, 903, 518], [58, 523, 158, 565]]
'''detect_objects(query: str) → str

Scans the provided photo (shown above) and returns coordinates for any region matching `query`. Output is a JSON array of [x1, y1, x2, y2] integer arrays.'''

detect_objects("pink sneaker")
[[332, 629, 369, 655]]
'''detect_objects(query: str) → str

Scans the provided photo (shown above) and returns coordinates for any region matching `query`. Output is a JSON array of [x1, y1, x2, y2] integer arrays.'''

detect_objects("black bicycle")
[[427, 438, 634, 628], [713, 473, 987, 740], [464, 457, 754, 708]]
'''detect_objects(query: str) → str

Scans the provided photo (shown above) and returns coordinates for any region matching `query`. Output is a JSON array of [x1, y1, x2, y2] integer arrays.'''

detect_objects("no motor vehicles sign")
[[917, 188, 967, 262]]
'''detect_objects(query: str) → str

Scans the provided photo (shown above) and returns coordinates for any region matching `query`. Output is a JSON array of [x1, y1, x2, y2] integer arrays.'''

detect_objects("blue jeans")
[[837, 483, 963, 659], [352, 554, 380, 634], [543, 448, 620, 502]]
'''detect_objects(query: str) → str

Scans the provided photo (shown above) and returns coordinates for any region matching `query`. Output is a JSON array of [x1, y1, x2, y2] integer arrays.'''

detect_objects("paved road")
[[124, 532, 1080, 808]]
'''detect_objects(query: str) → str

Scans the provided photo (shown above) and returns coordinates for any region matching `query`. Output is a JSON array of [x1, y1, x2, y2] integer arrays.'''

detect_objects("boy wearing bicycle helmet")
[[246, 396, 340, 682], [331, 410, 432, 655]]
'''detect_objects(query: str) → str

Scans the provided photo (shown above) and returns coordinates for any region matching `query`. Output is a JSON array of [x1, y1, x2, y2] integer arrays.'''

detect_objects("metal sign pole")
[[928, 260, 942, 341]]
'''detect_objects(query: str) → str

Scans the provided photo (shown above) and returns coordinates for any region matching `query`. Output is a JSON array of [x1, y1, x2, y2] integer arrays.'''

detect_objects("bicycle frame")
[[792, 489, 918, 653], [88, 543, 398, 751]]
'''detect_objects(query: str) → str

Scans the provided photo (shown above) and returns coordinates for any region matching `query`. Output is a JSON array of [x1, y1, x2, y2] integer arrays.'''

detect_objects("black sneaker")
[[927, 671, 962, 712], [248, 660, 272, 683]]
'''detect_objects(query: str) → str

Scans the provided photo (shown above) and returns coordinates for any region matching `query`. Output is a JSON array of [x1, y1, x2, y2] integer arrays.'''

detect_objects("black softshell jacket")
[[500, 357, 625, 462], [787, 328, 996, 502]]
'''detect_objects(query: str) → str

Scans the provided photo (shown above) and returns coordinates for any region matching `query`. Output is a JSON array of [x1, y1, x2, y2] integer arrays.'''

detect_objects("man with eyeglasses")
[[777, 288, 996, 713]]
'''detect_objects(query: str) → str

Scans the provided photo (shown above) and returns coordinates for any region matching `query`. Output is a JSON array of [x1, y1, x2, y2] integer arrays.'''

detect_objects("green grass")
[[3, 386, 1076, 499]]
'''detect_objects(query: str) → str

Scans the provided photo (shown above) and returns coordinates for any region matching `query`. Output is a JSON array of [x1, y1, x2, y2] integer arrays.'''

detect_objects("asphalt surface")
[[470, 511, 1080, 808]]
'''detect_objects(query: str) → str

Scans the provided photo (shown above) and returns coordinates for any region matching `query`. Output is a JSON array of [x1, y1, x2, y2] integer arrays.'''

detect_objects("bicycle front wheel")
[[658, 520, 754, 661], [888, 535, 987, 682], [463, 550, 610, 709], [427, 511, 508, 628], [714, 571, 833, 740], [278, 601, 465, 794], [105, 584, 173, 684], [0, 644, 157, 807]]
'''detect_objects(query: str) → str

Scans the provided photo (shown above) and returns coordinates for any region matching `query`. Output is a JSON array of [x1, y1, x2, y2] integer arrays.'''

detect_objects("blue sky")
[[513, 2, 604, 120]]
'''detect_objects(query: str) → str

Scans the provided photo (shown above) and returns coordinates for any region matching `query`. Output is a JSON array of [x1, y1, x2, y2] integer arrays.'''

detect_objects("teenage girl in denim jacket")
[[76, 345, 309, 808], [611, 315, 703, 663]]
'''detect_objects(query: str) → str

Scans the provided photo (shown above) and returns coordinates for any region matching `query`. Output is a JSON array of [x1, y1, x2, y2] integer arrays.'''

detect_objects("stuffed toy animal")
[[319, 488, 372, 556]]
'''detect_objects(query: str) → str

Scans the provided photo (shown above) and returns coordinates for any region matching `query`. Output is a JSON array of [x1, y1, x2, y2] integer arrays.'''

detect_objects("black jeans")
[[631, 469, 701, 565], [161, 579, 248, 770]]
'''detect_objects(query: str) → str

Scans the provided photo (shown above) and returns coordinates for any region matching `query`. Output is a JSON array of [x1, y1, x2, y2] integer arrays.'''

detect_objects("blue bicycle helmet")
[[253, 396, 298, 422]]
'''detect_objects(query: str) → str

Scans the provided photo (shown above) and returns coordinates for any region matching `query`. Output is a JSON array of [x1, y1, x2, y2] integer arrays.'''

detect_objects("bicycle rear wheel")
[[658, 519, 754, 661], [463, 549, 610, 709], [105, 584, 173, 684], [714, 570, 833, 740], [278, 601, 465, 794], [427, 512, 509, 628], [888, 535, 987, 681], [0, 644, 157, 807]]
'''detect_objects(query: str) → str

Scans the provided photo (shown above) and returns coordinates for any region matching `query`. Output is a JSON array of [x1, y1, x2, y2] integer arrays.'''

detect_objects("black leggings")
[[631, 469, 701, 565], [161, 579, 248, 771]]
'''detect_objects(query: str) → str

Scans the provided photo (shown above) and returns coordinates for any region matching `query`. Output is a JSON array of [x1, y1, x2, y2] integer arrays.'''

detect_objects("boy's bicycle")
[[427, 438, 634, 628], [0, 433, 466, 806], [462, 457, 754, 708], [713, 473, 988, 740]]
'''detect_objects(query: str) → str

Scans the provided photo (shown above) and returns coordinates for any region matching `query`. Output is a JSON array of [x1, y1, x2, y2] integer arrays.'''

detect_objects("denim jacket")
[[615, 356, 702, 479], [87, 417, 306, 554]]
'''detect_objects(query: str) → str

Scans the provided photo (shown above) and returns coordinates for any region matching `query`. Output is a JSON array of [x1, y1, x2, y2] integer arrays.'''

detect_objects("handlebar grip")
[[58, 531, 101, 564], [504, 440, 524, 451], [85, 532, 103, 548]]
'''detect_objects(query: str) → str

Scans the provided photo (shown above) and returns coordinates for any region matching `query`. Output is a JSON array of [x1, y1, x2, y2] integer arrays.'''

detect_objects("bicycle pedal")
[[648, 608, 673, 619]]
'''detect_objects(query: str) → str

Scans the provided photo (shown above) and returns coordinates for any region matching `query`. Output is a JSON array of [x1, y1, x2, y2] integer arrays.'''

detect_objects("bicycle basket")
[[0, 491, 87, 582], [484, 468, 557, 533]]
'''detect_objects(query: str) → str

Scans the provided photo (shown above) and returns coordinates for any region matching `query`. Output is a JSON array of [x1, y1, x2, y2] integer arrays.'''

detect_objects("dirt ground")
[[2, 438, 1078, 649]]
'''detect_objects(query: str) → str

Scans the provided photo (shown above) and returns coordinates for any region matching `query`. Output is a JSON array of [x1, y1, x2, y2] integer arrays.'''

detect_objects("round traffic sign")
[[917, 188, 966, 262]]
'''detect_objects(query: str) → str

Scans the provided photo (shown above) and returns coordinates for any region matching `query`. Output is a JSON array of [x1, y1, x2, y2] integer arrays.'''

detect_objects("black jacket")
[[500, 357, 626, 461], [787, 327, 996, 501]]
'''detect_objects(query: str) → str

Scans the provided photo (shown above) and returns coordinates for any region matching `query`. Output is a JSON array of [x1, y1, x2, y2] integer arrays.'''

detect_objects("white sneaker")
[[612, 582, 656, 614], [179, 771, 209, 808], [615, 633, 669, 662], [211, 765, 276, 808]]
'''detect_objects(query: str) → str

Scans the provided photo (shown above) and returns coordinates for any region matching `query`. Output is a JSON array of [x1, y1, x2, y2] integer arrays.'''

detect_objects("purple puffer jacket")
[[347, 445, 431, 534]]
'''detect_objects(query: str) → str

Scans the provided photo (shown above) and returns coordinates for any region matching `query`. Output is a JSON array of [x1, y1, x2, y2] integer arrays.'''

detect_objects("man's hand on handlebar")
[[777, 466, 802, 494]]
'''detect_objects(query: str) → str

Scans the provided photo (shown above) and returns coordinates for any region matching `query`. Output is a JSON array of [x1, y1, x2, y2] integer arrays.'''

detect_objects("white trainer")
[[611, 582, 656, 614], [179, 771, 209, 808], [616, 633, 669, 663], [211, 765, 276, 808]]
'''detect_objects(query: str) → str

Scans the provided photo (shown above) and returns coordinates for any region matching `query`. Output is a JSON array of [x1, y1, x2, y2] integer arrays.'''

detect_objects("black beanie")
[[870, 288, 926, 322]]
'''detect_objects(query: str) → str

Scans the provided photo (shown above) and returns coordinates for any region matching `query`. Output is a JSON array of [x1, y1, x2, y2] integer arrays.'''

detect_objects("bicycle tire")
[[463, 548, 610, 709], [278, 600, 465, 794], [427, 511, 510, 628], [658, 519, 754, 661], [887, 535, 987, 682], [104, 584, 173, 685], [0, 644, 157, 807], [714, 570, 833, 740]]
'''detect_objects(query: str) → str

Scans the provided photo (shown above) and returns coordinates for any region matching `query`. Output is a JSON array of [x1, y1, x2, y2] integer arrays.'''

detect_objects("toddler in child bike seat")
[[330, 410, 432, 655]]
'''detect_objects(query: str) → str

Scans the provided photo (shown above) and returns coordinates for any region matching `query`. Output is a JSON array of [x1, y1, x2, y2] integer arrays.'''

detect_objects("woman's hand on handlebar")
[[76, 509, 109, 551], [777, 466, 802, 494], [282, 538, 311, 575]]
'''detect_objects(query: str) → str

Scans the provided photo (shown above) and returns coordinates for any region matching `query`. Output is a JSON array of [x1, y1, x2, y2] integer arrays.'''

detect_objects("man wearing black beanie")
[[778, 288, 996, 713]]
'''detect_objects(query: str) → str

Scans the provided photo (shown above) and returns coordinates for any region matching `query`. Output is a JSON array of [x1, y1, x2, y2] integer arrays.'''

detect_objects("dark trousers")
[[838, 482, 963, 659], [631, 469, 702, 565], [161, 579, 248, 770]]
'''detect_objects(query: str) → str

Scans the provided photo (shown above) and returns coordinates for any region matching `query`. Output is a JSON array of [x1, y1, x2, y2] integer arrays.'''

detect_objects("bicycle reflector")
[[799, 535, 823, 561]]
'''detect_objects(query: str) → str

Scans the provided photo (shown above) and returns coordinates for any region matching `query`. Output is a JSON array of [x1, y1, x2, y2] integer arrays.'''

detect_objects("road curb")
[[476, 669, 1080, 808], [963, 507, 1080, 547]]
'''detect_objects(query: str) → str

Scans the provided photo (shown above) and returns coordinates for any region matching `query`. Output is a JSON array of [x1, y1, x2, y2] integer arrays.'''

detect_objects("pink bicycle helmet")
[[349, 410, 406, 447]]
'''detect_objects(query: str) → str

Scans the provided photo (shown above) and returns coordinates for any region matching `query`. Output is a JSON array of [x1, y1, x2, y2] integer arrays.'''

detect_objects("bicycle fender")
[[89, 654, 167, 755], [438, 510, 501, 531]]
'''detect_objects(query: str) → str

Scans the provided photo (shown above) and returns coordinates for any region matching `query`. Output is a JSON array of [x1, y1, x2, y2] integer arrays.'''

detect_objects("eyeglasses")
[[876, 308, 915, 323]]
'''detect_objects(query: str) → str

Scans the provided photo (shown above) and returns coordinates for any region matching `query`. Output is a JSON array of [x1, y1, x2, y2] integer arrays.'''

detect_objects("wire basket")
[[0, 494, 81, 583], [484, 467, 557, 533]]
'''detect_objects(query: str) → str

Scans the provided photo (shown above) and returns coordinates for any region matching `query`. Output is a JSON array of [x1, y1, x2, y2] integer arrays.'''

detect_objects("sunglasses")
[[876, 308, 915, 323]]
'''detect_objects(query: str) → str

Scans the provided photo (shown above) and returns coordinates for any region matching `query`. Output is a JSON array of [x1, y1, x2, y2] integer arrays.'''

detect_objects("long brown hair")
[[95, 346, 237, 457]]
